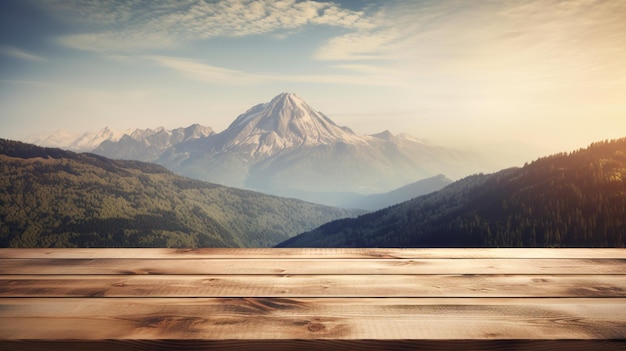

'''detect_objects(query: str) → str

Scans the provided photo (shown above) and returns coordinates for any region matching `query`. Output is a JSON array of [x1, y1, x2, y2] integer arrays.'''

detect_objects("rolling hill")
[[0, 139, 361, 248]]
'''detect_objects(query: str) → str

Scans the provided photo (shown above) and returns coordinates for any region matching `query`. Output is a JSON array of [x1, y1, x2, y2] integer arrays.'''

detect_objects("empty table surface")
[[1, 248, 625, 350]]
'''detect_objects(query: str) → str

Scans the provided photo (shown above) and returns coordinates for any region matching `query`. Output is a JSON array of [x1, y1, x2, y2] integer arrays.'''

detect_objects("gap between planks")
[[2, 248, 625, 259]]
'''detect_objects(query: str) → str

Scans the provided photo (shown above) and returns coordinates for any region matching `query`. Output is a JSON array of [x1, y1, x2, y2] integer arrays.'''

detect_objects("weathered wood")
[[1, 274, 625, 298], [0, 248, 624, 348], [2, 258, 624, 275], [1, 297, 625, 340], [2, 248, 625, 259]]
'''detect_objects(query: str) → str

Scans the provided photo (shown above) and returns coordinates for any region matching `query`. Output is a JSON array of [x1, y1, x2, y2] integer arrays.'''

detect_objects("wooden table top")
[[1, 248, 625, 350]]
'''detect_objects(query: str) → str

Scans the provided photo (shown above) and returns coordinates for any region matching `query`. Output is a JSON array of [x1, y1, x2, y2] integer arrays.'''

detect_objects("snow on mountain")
[[156, 93, 491, 205], [69, 127, 132, 152], [93, 124, 213, 162], [371, 130, 431, 145], [25, 127, 131, 152], [24, 130, 82, 149], [216, 92, 366, 158], [25, 125, 213, 157]]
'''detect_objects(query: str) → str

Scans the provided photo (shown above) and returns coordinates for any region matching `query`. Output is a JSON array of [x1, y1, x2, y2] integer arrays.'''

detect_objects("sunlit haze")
[[1, 0, 625, 169]]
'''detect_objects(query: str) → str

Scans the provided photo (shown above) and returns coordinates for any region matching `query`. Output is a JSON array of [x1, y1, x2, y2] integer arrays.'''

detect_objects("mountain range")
[[28, 93, 490, 207], [277, 138, 626, 248], [4, 136, 625, 248], [0, 139, 361, 248], [25, 127, 132, 153], [156, 93, 487, 203], [94, 124, 214, 162]]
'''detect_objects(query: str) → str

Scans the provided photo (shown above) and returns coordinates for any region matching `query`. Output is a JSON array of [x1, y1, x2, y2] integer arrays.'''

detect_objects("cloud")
[[0, 46, 45, 61], [314, 29, 401, 60], [147, 55, 410, 87], [313, 0, 626, 105], [147, 55, 268, 85], [314, 0, 626, 69], [42, 0, 626, 103], [46, 0, 374, 52], [312, 1, 430, 61]]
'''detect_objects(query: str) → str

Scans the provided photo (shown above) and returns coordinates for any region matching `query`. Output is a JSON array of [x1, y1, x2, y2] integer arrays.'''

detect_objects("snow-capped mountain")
[[94, 124, 213, 162], [216, 92, 366, 157], [25, 127, 131, 152], [27, 125, 213, 160], [28, 93, 491, 207], [156, 93, 489, 204]]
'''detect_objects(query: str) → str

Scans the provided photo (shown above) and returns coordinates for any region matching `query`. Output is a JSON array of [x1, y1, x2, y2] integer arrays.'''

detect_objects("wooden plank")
[[1, 258, 624, 275], [1, 298, 625, 340], [1, 274, 625, 298], [2, 248, 625, 259], [2, 340, 625, 351], [1, 249, 623, 347]]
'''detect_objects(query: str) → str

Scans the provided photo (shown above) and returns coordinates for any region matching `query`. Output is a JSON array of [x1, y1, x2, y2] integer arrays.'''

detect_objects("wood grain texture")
[[2, 248, 626, 259], [0, 248, 624, 350], [1, 274, 625, 297], [1, 298, 625, 340], [2, 258, 624, 275]]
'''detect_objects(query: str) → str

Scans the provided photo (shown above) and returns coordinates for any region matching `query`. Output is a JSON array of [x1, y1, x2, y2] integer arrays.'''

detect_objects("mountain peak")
[[268, 92, 309, 114], [274, 92, 298, 99], [220, 93, 363, 157]]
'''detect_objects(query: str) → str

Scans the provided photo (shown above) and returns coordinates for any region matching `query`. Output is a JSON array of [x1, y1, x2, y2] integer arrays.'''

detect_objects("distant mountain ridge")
[[94, 124, 214, 162], [0, 139, 361, 248], [25, 127, 131, 152], [352, 174, 452, 211], [278, 138, 626, 248], [298, 174, 453, 210], [26, 124, 214, 155]]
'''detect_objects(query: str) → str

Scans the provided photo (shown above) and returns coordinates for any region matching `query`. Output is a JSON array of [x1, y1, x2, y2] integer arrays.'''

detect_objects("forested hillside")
[[0, 139, 361, 248], [278, 138, 626, 248]]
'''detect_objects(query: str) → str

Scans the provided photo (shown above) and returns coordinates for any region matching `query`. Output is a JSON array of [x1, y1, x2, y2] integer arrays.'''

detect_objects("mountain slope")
[[299, 174, 452, 210], [0, 139, 361, 248], [348, 174, 453, 211], [156, 93, 488, 204], [277, 138, 626, 248]]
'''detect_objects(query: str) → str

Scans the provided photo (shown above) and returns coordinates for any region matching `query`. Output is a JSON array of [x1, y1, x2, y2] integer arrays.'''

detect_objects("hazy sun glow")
[[1, 0, 625, 169]]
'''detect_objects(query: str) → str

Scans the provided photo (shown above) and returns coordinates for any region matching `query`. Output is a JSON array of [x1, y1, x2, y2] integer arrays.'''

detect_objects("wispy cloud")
[[147, 55, 268, 85], [314, 29, 407, 61], [311, 0, 626, 107], [314, 0, 626, 69], [46, 0, 374, 52], [0, 46, 45, 62], [147, 55, 410, 87]]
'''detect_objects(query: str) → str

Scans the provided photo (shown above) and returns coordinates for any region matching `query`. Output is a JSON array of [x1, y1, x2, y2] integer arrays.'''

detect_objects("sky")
[[1, 0, 625, 168]]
